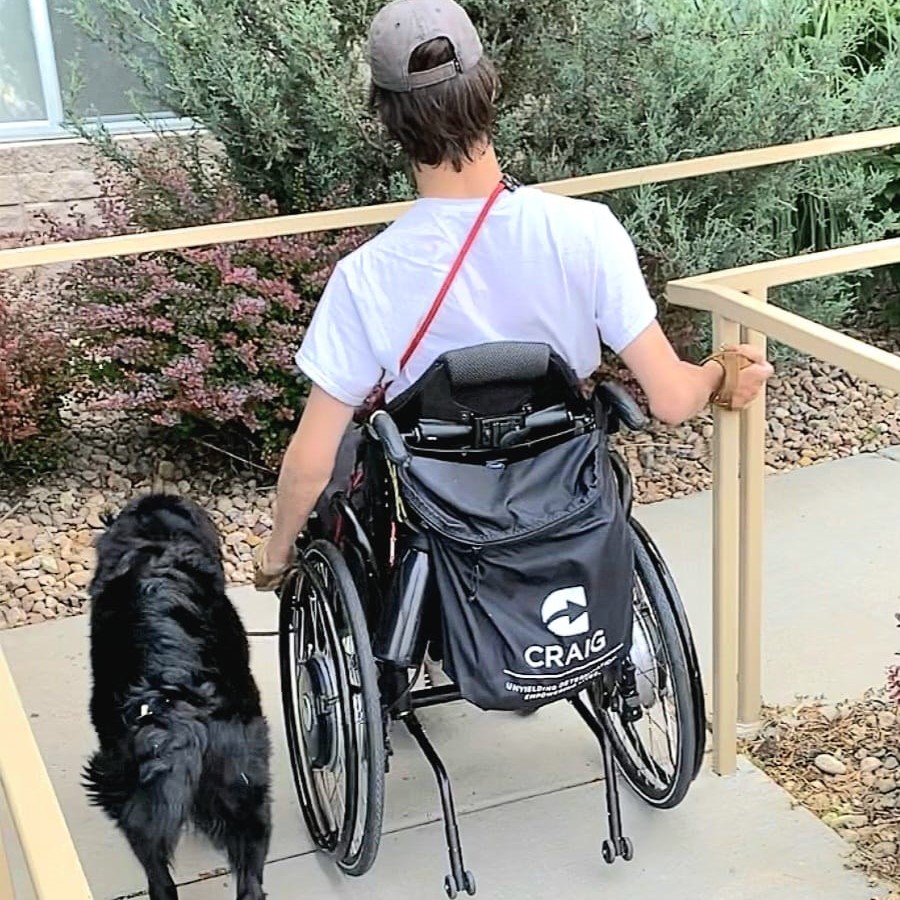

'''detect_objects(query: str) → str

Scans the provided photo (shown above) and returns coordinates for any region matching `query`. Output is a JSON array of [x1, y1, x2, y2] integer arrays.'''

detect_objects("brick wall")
[[0, 133, 222, 242], [0, 138, 107, 235]]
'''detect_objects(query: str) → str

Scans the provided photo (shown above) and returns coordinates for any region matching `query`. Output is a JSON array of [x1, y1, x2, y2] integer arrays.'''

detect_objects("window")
[[0, 0, 47, 124], [0, 0, 179, 140]]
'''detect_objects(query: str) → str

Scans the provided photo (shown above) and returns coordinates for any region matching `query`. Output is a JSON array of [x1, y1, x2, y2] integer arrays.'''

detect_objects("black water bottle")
[[374, 542, 431, 668]]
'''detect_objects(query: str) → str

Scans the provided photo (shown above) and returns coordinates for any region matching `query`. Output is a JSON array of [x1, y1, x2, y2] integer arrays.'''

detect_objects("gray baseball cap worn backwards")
[[368, 0, 484, 93]]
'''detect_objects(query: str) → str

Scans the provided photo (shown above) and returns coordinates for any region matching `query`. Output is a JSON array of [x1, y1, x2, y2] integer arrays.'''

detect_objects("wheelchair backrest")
[[386, 341, 590, 436], [443, 342, 551, 390], [370, 344, 635, 714]]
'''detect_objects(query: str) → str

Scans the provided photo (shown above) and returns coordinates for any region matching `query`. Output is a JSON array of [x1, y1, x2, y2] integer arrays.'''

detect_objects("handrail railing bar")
[[0, 645, 93, 898], [684, 236, 900, 291], [538, 126, 900, 197], [667, 282, 900, 392], [2, 126, 900, 273]]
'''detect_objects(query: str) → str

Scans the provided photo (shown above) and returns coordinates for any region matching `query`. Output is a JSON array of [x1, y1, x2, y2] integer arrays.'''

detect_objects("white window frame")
[[0, 0, 190, 142]]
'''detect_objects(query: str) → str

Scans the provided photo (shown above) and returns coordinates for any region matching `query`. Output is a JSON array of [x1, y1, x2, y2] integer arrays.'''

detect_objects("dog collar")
[[130, 696, 173, 728]]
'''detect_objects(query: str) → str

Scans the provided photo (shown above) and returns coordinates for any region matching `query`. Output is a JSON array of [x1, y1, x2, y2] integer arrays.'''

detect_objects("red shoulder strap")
[[399, 178, 511, 372]]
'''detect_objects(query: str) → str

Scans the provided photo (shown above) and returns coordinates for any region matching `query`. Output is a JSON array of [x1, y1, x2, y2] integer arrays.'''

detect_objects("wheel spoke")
[[313, 769, 338, 833], [310, 595, 325, 654], [297, 604, 309, 659], [658, 697, 679, 766], [646, 714, 674, 769], [327, 768, 343, 816], [633, 605, 679, 774]]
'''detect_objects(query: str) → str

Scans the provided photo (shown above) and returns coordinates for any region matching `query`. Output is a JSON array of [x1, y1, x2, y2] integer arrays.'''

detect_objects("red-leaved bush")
[[0, 278, 72, 469], [49, 139, 369, 463]]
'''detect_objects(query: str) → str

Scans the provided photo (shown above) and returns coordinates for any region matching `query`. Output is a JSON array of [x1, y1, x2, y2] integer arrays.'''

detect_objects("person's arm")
[[254, 260, 383, 588], [619, 321, 772, 425], [590, 206, 772, 423], [259, 386, 355, 577]]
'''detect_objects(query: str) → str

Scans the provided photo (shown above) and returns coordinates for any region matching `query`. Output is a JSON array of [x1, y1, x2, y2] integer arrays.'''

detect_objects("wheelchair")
[[277, 342, 706, 897]]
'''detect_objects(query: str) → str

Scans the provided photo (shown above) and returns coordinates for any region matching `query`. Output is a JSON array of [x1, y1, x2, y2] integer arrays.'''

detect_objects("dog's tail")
[[84, 695, 210, 840]]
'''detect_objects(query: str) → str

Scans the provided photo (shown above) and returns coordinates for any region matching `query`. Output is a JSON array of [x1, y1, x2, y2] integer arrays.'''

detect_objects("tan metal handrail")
[[0, 644, 93, 898], [669, 241, 900, 776], [2, 126, 900, 891], [2, 126, 900, 272]]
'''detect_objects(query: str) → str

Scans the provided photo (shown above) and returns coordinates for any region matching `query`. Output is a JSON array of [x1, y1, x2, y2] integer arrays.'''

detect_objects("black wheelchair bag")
[[396, 425, 633, 712]]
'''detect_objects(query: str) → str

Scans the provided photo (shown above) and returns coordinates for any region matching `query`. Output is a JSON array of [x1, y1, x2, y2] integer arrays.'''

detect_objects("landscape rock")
[[745, 694, 900, 891], [814, 754, 847, 776], [833, 814, 868, 829]]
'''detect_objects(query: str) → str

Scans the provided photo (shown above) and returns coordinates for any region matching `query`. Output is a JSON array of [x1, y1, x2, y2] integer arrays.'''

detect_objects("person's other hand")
[[728, 343, 774, 410], [253, 538, 296, 592]]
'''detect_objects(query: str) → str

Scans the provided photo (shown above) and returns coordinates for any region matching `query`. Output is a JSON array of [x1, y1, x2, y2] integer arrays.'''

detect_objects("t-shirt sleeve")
[[294, 264, 383, 407], [593, 206, 658, 354]]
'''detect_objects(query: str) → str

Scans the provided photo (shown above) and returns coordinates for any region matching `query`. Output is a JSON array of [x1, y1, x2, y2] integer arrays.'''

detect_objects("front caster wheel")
[[601, 839, 615, 865], [619, 837, 634, 861], [445, 869, 477, 897]]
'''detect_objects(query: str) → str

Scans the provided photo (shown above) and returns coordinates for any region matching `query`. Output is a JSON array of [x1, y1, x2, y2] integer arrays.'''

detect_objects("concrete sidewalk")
[[638, 447, 900, 707], [2, 449, 898, 899]]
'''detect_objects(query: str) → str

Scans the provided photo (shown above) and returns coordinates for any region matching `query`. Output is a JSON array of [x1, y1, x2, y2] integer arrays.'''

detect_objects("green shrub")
[[506, 0, 900, 341], [67, 0, 396, 212], [67, 0, 900, 342]]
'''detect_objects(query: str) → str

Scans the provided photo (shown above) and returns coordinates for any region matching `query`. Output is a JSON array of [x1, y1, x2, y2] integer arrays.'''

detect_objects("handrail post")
[[0, 825, 14, 900], [738, 287, 767, 732], [711, 314, 742, 775]]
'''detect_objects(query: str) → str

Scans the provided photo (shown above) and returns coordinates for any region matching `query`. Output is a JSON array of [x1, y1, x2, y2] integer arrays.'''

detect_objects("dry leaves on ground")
[[743, 693, 900, 894]]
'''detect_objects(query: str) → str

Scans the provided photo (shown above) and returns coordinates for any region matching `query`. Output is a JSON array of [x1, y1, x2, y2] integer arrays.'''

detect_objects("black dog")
[[84, 494, 271, 900]]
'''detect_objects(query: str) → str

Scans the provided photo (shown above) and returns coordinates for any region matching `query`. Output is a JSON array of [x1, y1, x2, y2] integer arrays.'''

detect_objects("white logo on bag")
[[523, 586, 607, 670], [541, 586, 590, 637]]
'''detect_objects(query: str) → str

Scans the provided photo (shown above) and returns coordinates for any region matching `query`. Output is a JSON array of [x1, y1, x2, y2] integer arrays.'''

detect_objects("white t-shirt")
[[295, 186, 656, 406]]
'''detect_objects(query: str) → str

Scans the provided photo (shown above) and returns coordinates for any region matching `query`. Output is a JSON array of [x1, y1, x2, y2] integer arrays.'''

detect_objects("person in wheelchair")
[[253, 0, 773, 894], [257, 0, 771, 587]]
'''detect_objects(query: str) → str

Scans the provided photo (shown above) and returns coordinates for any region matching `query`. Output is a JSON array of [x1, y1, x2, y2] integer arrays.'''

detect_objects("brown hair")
[[369, 38, 499, 171]]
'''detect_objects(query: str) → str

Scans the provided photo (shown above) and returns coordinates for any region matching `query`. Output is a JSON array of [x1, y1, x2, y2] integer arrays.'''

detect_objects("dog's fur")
[[84, 494, 271, 900]]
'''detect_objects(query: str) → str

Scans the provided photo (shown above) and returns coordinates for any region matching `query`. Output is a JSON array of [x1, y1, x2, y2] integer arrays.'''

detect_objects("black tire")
[[279, 540, 386, 876], [594, 521, 702, 809], [631, 518, 707, 781]]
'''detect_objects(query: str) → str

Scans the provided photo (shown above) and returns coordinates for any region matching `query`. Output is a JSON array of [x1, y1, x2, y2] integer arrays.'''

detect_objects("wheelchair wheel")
[[279, 540, 386, 876], [591, 520, 705, 809]]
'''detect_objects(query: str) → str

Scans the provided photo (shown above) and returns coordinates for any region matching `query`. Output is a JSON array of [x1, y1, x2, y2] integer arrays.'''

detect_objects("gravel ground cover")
[[1, 355, 898, 628]]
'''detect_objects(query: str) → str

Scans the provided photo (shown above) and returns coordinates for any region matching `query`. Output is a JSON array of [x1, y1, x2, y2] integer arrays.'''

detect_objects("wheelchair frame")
[[278, 367, 706, 898]]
